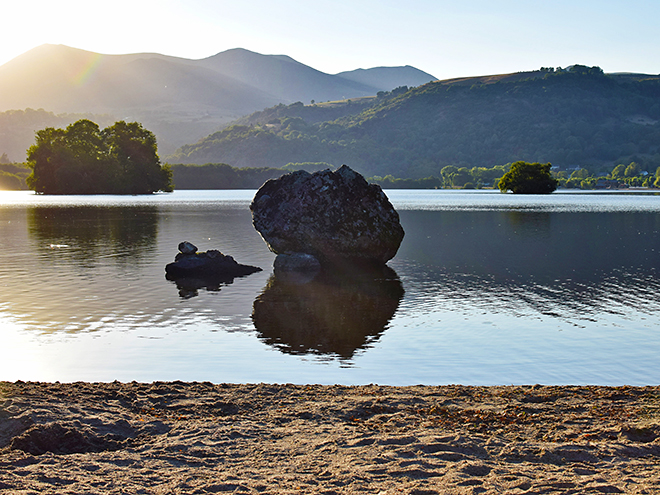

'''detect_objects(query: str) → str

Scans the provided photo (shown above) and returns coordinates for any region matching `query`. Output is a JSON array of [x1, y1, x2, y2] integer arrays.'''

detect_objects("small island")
[[498, 161, 558, 194], [26, 119, 173, 195]]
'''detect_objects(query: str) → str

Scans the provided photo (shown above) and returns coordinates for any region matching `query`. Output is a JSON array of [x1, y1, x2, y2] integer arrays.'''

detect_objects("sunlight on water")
[[1, 190, 659, 385], [388, 189, 660, 212]]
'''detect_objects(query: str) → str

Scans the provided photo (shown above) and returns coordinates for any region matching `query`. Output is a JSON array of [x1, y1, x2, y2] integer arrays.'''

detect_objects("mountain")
[[0, 44, 434, 158], [194, 48, 381, 104], [168, 66, 660, 178], [335, 66, 436, 91]]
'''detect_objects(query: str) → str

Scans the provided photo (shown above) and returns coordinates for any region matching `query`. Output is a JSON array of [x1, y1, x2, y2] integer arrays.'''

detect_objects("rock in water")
[[178, 241, 198, 255], [165, 245, 261, 279], [250, 165, 404, 266]]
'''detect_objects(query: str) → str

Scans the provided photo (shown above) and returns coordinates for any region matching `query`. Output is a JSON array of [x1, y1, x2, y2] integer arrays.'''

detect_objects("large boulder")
[[250, 165, 404, 266]]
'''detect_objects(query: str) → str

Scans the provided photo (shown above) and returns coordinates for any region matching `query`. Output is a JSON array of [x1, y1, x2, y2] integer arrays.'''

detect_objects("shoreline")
[[1, 381, 659, 493]]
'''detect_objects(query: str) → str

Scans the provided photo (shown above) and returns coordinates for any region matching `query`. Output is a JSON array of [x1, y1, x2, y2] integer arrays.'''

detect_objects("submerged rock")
[[165, 242, 262, 279], [274, 253, 322, 273], [273, 253, 322, 285], [250, 165, 404, 266]]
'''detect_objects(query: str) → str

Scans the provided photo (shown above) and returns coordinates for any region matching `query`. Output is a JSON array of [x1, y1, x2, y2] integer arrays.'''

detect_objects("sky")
[[1, 0, 659, 80]]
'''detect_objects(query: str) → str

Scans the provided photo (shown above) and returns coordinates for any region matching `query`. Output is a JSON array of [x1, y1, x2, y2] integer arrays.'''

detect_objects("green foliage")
[[0, 162, 30, 190], [0, 170, 22, 190], [168, 163, 286, 189], [26, 119, 172, 194], [570, 168, 590, 179], [165, 159, 659, 191], [498, 161, 558, 194], [624, 161, 640, 177], [611, 164, 627, 178], [368, 175, 443, 189]]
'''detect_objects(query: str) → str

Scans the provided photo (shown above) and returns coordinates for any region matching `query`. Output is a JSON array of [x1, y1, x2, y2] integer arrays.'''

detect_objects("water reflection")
[[166, 272, 255, 299], [252, 265, 404, 359], [398, 209, 660, 283], [396, 209, 660, 324], [27, 206, 159, 264]]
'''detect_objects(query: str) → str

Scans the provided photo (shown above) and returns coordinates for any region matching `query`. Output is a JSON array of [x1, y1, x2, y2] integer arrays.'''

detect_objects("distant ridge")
[[193, 48, 381, 104], [0, 44, 435, 157], [335, 66, 436, 91]]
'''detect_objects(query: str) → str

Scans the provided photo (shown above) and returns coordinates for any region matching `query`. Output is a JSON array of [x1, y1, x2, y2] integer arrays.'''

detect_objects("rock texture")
[[250, 165, 404, 265], [165, 241, 261, 279]]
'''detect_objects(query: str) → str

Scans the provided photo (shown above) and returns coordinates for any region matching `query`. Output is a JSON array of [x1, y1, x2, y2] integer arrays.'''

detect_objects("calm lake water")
[[1, 189, 659, 385]]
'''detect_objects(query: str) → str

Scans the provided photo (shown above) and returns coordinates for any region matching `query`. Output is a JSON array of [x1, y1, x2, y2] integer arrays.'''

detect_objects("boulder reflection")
[[252, 265, 404, 359]]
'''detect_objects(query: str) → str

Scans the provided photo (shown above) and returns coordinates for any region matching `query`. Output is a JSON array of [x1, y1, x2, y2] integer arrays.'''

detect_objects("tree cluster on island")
[[25, 119, 173, 194], [497, 161, 558, 194]]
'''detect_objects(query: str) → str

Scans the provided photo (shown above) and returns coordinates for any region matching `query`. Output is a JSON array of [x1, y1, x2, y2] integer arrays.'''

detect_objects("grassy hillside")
[[168, 67, 660, 178]]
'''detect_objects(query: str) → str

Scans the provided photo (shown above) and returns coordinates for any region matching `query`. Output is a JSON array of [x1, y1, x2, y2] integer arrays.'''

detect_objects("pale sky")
[[1, 0, 659, 79]]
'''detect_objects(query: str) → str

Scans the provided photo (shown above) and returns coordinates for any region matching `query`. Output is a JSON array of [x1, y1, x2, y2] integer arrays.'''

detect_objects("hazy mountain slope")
[[0, 45, 282, 155], [0, 44, 435, 158], [335, 66, 436, 91], [0, 44, 280, 114], [194, 48, 380, 104], [169, 67, 660, 177]]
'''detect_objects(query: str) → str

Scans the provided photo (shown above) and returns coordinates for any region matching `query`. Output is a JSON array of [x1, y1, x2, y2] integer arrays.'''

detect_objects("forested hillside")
[[168, 66, 660, 178]]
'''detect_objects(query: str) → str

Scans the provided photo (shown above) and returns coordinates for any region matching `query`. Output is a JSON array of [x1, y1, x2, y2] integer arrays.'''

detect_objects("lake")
[[1, 189, 659, 385]]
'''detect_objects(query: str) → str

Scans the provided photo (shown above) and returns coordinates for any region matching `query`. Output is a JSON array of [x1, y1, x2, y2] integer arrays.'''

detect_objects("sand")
[[1, 381, 659, 494]]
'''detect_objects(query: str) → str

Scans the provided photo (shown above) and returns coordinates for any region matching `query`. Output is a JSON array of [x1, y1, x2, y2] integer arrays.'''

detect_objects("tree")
[[570, 168, 590, 179], [440, 165, 458, 187], [624, 161, 640, 177], [498, 161, 558, 194], [451, 168, 472, 188], [611, 163, 626, 178], [26, 119, 172, 194], [103, 121, 172, 194]]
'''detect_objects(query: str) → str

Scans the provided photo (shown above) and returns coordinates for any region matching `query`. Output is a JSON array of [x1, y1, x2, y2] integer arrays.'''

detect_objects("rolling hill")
[[0, 45, 436, 159], [168, 66, 660, 178]]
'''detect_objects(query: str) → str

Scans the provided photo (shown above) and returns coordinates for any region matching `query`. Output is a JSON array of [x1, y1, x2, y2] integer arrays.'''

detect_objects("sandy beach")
[[1, 381, 659, 494]]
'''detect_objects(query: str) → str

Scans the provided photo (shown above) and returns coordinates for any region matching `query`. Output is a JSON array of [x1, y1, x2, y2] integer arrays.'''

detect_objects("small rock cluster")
[[165, 241, 261, 279]]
